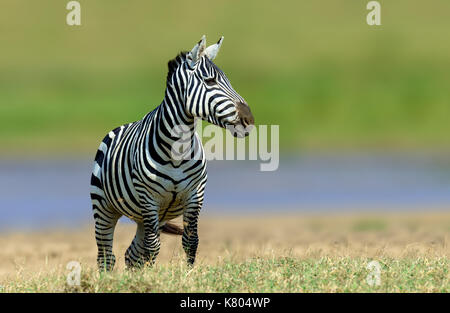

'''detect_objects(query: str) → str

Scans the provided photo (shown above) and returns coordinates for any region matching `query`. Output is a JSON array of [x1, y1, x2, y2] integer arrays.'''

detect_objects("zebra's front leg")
[[182, 207, 200, 266]]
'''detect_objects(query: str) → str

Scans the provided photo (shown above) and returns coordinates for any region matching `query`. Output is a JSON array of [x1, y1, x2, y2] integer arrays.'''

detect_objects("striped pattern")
[[90, 37, 252, 270]]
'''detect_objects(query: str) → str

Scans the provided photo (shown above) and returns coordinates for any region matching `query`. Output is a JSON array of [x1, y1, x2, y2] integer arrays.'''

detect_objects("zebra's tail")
[[161, 222, 183, 235]]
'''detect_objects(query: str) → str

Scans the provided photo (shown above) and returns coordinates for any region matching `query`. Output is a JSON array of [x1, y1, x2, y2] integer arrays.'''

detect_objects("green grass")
[[1, 215, 449, 292], [2, 257, 449, 293], [1, 1, 450, 154], [352, 219, 387, 232]]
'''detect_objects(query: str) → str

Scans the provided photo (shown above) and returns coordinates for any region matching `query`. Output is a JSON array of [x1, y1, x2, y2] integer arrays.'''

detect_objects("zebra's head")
[[167, 35, 254, 138]]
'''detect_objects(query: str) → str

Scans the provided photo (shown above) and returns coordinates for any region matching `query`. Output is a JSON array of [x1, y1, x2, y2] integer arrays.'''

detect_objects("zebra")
[[90, 35, 254, 271]]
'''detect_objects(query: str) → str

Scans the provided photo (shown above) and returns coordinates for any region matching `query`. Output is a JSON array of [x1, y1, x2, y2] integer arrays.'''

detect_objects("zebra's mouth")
[[220, 101, 254, 138], [226, 121, 254, 138]]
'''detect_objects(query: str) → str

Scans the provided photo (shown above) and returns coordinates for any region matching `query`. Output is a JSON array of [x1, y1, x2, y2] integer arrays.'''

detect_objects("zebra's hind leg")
[[125, 211, 161, 268], [93, 204, 120, 272], [124, 221, 148, 268]]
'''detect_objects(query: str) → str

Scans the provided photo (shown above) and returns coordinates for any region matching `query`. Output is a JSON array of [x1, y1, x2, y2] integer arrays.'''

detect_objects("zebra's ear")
[[204, 36, 224, 61], [187, 35, 207, 68]]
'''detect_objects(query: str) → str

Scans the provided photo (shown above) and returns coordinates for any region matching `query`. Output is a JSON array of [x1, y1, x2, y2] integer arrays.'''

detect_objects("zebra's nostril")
[[236, 101, 254, 126]]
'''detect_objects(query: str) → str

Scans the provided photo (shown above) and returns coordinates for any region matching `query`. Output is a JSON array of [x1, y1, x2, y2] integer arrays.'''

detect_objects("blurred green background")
[[1, 0, 449, 156]]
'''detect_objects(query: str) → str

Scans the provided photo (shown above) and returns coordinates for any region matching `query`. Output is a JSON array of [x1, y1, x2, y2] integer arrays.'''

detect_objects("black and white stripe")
[[90, 36, 254, 270]]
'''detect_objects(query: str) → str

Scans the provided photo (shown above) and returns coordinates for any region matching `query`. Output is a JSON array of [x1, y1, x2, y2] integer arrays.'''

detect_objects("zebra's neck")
[[142, 86, 198, 164]]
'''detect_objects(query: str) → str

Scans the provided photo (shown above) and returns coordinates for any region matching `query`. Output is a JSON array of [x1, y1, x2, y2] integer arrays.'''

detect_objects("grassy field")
[[1, 213, 449, 292], [1, 1, 450, 154]]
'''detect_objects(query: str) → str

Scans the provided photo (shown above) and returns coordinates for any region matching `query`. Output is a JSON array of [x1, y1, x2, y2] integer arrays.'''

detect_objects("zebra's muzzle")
[[236, 101, 254, 128], [226, 101, 254, 138]]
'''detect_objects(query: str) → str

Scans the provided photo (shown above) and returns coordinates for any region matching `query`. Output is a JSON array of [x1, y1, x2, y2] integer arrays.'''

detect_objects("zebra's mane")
[[167, 51, 188, 82]]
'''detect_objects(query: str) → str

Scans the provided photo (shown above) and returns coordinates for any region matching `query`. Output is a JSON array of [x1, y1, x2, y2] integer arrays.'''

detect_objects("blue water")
[[1, 154, 450, 229]]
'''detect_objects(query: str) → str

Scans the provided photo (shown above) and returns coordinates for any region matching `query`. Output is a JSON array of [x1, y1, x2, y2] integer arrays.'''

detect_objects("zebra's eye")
[[204, 77, 216, 86]]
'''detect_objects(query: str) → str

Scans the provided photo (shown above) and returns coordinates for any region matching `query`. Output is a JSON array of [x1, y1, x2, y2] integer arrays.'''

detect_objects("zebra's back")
[[90, 121, 141, 218]]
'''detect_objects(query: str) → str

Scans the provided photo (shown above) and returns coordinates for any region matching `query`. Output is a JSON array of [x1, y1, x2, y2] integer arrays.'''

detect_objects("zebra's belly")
[[158, 201, 185, 222], [111, 186, 195, 222], [153, 188, 192, 220]]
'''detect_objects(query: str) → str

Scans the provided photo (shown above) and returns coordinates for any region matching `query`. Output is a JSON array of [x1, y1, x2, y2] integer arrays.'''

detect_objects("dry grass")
[[0, 213, 449, 292]]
